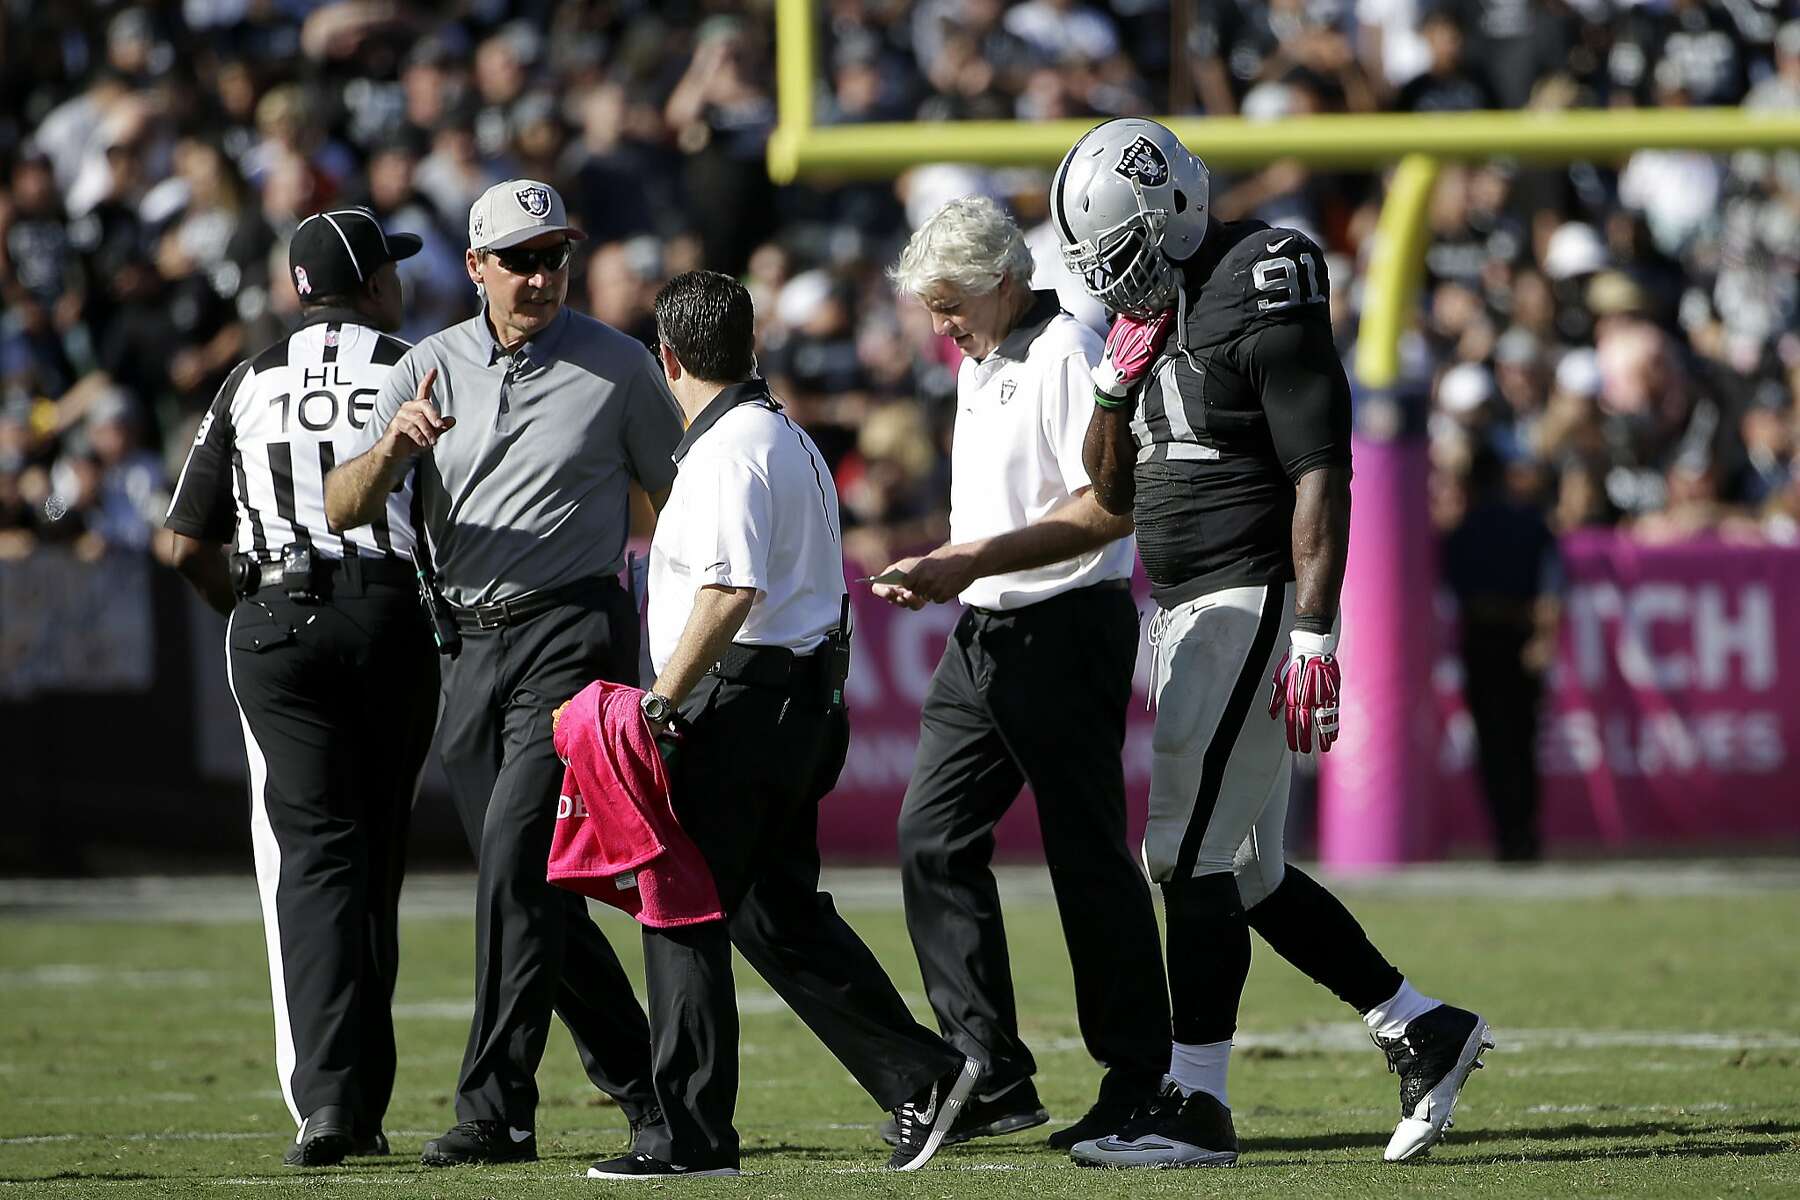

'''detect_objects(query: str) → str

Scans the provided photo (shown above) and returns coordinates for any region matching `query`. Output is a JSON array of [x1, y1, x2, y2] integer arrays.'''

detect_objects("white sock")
[[1363, 979, 1439, 1041], [1168, 1040, 1231, 1107]]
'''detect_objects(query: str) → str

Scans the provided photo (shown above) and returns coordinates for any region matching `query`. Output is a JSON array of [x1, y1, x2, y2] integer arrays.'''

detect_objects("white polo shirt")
[[950, 291, 1136, 611], [649, 379, 846, 674]]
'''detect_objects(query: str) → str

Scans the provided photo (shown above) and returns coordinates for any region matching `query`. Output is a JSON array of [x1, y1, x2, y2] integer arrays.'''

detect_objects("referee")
[[587, 270, 977, 1180], [326, 179, 679, 1166], [875, 197, 1170, 1148], [163, 208, 438, 1167]]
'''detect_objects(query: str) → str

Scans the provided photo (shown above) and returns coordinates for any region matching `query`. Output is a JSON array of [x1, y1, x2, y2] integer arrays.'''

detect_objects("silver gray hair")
[[889, 196, 1035, 299]]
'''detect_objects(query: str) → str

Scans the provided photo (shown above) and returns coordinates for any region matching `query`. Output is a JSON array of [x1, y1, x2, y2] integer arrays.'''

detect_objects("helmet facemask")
[[1060, 180, 1180, 318]]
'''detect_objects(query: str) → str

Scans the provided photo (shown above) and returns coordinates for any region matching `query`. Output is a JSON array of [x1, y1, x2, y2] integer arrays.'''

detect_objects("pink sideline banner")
[[822, 535, 1800, 861], [1420, 532, 1800, 854]]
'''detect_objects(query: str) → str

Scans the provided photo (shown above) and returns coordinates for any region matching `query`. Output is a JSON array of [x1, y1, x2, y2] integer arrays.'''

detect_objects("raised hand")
[[384, 367, 455, 456], [1092, 309, 1175, 401]]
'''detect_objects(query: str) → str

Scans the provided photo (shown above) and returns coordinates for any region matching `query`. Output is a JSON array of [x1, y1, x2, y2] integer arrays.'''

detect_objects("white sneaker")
[[1375, 1005, 1494, 1162]]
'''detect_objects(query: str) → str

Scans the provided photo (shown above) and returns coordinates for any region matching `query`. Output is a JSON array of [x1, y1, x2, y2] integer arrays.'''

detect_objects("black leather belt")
[[451, 576, 619, 632], [709, 642, 827, 690], [231, 553, 413, 598]]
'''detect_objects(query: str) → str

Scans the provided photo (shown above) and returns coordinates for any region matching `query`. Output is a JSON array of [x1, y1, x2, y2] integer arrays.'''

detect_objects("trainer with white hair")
[[871, 196, 1171, 1149]]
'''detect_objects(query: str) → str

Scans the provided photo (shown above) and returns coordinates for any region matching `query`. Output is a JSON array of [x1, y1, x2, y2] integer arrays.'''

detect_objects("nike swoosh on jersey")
[[1265, 236, 1295, 253]]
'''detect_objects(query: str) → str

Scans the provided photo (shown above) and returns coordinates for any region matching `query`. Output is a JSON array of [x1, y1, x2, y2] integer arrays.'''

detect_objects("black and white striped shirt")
[[165, 307, 417, 559]]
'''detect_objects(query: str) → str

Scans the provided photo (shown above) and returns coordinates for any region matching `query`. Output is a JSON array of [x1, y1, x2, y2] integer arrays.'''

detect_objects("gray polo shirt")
[[362, 306, 682, 606]]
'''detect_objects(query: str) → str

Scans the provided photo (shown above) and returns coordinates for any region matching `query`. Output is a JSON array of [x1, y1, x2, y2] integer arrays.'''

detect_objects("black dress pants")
[[435, 579, 657, 1127], [225, 573, 438, 1135], [898, 582, 1170, 1104], [1462, 625, 1544, 862], [636, 666, 963, 1170]]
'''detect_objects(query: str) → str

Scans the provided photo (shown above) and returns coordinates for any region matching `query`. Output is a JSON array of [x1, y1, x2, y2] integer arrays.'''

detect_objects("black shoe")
[[1045, 1096, 1139, 1151], [885, 1056, 981, 1171], [877, 1077, 1049, 1147], [420, 1119, 538, 1167], [587, 1152, 741, 1179], [282, 1105, 354, 1168], [1069, 1081, 1238, 1168], [1376, 1004, 1493, 1162], [351, 1130, 390, 1157]]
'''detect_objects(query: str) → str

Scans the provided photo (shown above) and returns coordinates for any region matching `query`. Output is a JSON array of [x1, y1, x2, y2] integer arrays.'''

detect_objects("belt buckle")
[[475, 600, 510, 631]]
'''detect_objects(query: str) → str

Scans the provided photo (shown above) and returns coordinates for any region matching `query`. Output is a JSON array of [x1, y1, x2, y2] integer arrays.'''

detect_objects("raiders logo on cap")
[[1113, 136, 1170, 189], [515, 185, 552, 218]]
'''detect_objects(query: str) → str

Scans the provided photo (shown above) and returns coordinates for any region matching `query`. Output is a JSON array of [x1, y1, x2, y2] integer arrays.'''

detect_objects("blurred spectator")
[[1395, 6, 1497, 113], [1442, 447, 1560, 862], [664, 17, 777, 274]]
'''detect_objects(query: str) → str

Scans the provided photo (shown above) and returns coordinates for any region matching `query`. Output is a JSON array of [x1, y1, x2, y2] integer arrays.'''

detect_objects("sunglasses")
[[487, 241, 572, 277]]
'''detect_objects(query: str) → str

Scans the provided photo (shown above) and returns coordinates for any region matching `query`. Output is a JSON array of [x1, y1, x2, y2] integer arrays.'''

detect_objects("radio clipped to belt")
[[410, 546, 462, 659], [822, 593, 852, 711]]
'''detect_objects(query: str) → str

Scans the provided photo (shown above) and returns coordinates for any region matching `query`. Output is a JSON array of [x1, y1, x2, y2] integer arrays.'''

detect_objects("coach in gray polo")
[[326, 178, 681, 1168]]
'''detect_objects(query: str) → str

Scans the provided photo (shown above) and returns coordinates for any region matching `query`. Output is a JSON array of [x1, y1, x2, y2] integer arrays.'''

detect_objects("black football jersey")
[[1130, 219, 1353, 606]]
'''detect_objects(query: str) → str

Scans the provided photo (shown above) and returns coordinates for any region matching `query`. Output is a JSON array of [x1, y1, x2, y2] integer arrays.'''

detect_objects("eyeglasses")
[[487, 241, 572, 277]]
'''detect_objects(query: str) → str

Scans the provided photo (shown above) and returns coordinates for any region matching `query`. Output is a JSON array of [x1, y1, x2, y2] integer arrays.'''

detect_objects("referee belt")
[[451, 576, 620, 632], [231, 552, 413, 598]]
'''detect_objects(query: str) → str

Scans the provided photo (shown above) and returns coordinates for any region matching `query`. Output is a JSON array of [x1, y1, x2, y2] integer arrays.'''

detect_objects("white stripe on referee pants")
[[223, 609, 303, 1128]]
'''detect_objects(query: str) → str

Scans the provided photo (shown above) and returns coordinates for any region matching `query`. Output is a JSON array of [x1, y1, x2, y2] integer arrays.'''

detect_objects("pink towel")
[[548, 679, 723, 927]]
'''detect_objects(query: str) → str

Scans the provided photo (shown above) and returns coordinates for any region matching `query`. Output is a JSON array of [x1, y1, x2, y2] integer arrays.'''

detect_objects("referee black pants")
[[436, 579, 657, 1128], [635, 667, 963, 1170], [898, 581, 1170, 1105], [224, 574, 437, 1136]]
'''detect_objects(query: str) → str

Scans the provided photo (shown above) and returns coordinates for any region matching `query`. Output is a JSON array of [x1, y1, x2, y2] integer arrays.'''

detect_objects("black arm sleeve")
[[164, 360, 248, 542], [1239, 317, 1352, 482]]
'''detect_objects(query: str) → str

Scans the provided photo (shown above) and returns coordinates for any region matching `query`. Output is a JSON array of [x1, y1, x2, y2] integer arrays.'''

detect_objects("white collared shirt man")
[[871, 197, 1171, 1150]]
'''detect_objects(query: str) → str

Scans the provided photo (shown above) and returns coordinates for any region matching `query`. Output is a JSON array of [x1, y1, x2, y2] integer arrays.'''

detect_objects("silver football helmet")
[[1050, 118, 1210, 317]]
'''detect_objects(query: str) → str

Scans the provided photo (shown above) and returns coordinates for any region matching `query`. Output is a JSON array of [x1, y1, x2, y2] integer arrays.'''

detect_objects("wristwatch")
[[639, 691, 675, 727]]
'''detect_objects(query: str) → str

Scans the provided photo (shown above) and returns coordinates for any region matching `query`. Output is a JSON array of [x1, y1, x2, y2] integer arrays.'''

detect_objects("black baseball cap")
[[288, 207, 423, 300]]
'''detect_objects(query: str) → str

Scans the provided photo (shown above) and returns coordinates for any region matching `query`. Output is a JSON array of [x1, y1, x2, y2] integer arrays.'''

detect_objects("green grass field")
[[3, 865, 1798, 1198]]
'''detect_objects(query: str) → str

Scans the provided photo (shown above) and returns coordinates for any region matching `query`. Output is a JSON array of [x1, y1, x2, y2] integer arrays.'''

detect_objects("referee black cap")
[[289, 207, 423, 300]]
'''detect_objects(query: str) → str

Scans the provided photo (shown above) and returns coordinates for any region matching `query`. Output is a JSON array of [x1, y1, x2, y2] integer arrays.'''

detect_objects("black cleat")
[[1046, 1095, 1139, 1151], [878, 1077, 1049, 1147], [587, 1152, 741, 1179], [1069, 1081, 1238, 1168], [886, 1056, 981, 1171], [283, 1105, 354, 1167], [1376, 1004, 1494, 1162], [420, 1119, 538, 1166]]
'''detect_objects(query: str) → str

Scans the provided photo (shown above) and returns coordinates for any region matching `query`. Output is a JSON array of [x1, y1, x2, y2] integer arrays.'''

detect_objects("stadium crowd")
[[2, 0, 1798, 574]]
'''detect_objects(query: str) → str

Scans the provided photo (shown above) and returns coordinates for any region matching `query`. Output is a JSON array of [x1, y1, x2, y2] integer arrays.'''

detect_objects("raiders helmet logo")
[[471, 211, 485, 242], [293, 265, 312, 295], [514, 184, 552, 218], [1113, 136, 1170, 189], [999, 379, 1017, 405]]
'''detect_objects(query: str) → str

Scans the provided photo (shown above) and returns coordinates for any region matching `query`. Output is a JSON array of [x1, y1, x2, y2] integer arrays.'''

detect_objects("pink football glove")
[[1270, 630, 1341, 754], [1092, 309, 1175, 399]]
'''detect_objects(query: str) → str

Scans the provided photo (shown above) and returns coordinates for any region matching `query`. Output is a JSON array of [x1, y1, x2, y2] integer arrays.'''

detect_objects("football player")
[[1048, 118, 1492, 1167]]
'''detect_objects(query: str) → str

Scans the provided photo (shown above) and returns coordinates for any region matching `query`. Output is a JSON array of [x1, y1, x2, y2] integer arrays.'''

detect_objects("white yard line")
[[2, 862, 1795, 924]]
